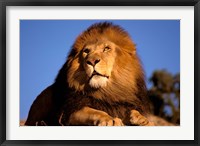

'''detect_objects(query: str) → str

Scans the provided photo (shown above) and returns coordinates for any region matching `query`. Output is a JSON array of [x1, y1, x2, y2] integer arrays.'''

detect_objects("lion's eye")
[[103, 46, 111, 52], [83, 48, 90, 54]]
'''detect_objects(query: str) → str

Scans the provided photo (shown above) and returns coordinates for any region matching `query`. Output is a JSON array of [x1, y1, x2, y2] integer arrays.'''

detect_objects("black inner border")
[[0, 0, 199, 146]]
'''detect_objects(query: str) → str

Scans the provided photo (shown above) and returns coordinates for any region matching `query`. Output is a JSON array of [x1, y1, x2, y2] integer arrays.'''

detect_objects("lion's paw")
[[94, 116, 124, 126], [130, 110, 154, 126]]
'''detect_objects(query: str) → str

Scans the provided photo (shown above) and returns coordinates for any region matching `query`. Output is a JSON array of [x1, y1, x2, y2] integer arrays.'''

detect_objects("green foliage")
[[148, 70, 180, 125]]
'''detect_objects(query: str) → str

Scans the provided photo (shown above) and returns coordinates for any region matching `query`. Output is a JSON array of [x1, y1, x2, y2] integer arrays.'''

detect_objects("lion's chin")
[[89, 75, 108, 88]]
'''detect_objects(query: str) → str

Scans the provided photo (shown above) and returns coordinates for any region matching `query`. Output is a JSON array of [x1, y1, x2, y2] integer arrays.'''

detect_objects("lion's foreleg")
[[68, 107, 124, 126], [130, 110, 155, 126]]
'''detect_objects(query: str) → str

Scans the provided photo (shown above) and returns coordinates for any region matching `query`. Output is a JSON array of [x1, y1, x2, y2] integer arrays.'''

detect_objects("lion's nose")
[[86, 58, 100, 66]]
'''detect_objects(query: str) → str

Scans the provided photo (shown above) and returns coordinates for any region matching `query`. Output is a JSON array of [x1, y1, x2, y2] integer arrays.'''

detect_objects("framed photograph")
[[0, 0, 199, 145]]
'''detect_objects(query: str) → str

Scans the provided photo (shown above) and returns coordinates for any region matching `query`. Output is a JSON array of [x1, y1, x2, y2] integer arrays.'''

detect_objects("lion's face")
[[66, 22, 145, 103], [82, 40, 117, 88]]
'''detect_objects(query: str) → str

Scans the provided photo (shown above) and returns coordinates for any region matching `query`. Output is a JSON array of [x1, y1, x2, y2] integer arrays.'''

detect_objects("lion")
[[25, 22, 155, 126]]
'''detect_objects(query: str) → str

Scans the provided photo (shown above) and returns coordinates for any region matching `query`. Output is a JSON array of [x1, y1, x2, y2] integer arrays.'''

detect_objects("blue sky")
[[20, 20, 180, 120]]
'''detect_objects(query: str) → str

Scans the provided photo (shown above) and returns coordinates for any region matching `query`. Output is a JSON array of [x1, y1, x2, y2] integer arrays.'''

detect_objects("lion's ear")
[[122, 50, 136, 56], [128, 49, 136, 56], [133, 49, 136, 55], [133, 44, 137, 55]]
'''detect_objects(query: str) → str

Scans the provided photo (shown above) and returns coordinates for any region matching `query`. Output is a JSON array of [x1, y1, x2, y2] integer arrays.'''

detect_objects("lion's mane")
[[25, 22, 150, 126], [56, 22, 150, 125]]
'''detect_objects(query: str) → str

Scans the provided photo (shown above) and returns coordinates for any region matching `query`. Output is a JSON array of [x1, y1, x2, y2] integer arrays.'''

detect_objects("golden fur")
[[25, 22, 153, 126], [67, 22, 145, 104]]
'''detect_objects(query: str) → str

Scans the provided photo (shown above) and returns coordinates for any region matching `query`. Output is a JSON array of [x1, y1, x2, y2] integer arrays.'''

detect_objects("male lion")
[[25, 22, 155, 126]]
